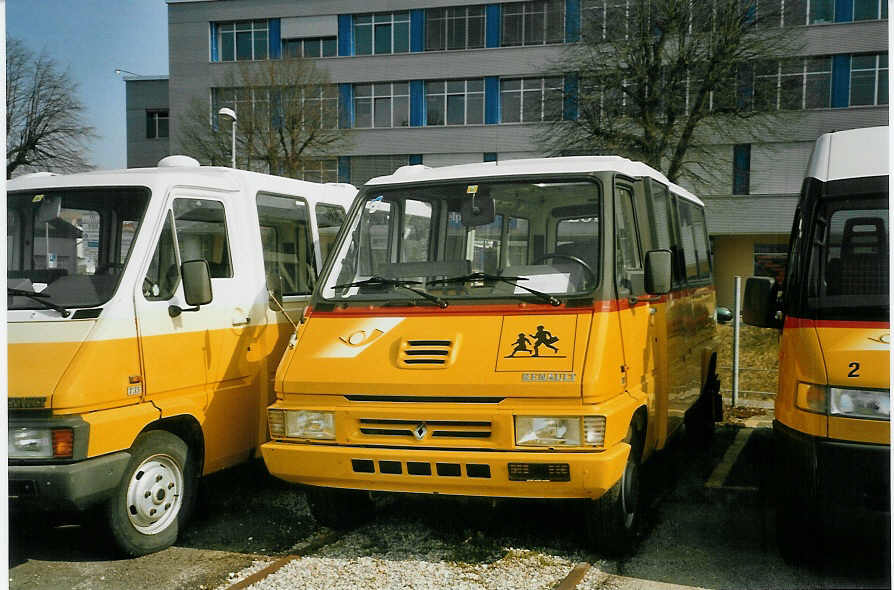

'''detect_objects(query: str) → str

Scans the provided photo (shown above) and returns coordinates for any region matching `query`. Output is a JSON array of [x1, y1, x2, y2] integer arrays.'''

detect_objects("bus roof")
[[366, 156, 704, 206], [7, 157, 357, 207], [805, 126, 889, 182]]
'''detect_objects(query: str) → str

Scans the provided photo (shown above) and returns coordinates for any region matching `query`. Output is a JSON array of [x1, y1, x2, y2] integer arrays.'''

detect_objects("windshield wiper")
[[333, 276, 448, 309], [7, 287, 70, 317], [428, 272, 561, 306]]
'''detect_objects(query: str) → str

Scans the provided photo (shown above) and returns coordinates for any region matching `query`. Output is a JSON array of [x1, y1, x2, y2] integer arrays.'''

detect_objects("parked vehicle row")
[[9, 128, 889, 563]]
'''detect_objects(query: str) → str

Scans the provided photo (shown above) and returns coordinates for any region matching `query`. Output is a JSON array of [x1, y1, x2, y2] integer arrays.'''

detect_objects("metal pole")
[[732, 275, 742, 407], [231, 120, 236, 169]]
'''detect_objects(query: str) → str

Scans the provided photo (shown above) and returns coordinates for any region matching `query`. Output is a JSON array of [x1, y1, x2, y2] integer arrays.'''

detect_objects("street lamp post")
[[217, 107, 237, 169]]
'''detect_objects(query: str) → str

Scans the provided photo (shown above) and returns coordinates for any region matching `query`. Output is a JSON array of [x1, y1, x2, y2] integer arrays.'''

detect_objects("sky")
[[7, 0, 169, 170]]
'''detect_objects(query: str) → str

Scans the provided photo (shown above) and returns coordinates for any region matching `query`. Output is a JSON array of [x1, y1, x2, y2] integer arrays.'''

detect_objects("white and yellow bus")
[[744, 126, 889, 562], [261, 156, 729, 553], [7, 156, 355, 556]]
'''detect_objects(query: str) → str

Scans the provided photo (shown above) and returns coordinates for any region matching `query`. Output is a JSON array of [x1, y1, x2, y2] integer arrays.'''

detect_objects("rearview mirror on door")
[[182, 259, 213, 307], [644, 249, 672, 295]]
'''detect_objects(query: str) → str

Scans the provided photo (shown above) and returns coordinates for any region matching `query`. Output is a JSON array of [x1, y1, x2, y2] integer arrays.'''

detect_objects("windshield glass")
[[321, 179, 601, 304], [7, 188, 150, 310], [806, 193, 888, 321]]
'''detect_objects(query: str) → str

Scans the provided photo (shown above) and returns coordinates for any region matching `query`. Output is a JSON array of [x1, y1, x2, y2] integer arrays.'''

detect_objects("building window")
[[733, 144, 751, 195], [297, 158, 338, 183], [353, 82, 409, 128], [854, 0, 887, 20], [354, 12, 410, 55], [146, 110, 169, 139], [502, 1, 565, 47], [283, 36, 336, 58], [808, 0, 834, 24], [500, 77, 565, 123], [214, 85, 337, 130], [850, 53, 888, 106], [219, 20, 269, 62], [740, 57, 832, 110], [295, 85, 339, 130], [581, 1, 632, 41], [425, 6, 486, 51], [424, 79, 485, 126], [213, 87, 270, 121]]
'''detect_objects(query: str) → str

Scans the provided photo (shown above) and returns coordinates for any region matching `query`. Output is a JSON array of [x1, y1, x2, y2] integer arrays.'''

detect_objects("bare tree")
[[177, 57, 349, 178], [6, 37, 96, 178], [540, 0, 803, 184]]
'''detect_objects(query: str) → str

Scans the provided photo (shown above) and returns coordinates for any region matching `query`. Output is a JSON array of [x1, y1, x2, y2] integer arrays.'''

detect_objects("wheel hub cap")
[[125, 453, 183, 534]]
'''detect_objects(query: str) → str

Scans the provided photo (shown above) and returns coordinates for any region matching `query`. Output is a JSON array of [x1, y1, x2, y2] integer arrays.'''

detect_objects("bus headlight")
[[9, 427, 73, 459], [280, 410, 336, 439], [830, 388, 890, 420], [514, 416, 604, 447]]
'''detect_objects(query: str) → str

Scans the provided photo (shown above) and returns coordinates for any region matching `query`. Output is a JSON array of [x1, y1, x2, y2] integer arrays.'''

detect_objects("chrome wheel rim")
[[125, 453, 183, 534]]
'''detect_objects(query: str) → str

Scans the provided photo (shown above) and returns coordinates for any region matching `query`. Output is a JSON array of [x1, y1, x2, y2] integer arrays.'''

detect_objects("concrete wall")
[[125, 78, 171, 168]]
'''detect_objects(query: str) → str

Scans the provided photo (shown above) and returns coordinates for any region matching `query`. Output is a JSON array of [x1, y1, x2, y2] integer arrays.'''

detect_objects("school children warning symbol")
[[506, 325, 565, 358]]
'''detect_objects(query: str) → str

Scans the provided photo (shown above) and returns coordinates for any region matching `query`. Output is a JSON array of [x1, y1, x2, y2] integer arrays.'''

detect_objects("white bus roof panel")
[[366, 156, 704, 206], [806, 126, 890, 182]]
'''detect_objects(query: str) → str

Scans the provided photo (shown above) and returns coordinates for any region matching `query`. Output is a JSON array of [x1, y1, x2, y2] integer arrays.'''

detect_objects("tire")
[[585, 425, 641, 556], [106, 430, 193, 557], [304, 486, 374, 529]]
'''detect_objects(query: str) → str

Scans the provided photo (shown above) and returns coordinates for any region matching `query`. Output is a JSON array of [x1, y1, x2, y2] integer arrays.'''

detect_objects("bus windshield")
[[321, 179, 601, 304], [7, 188, 150, 311], [806, 193, 888, 321]]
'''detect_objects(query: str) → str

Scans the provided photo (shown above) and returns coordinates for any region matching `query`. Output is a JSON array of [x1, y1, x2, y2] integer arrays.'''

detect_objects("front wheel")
[[585, 426, 641, 556], [106, 430, 192, 556]]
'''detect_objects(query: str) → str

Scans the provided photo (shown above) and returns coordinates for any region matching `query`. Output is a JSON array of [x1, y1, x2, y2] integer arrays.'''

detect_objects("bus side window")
[[648, 180, 682, 285], [256, 193, 315, 296], [173, 198, 233, 279], [315, 203, 347, 263], [675, 198, 700, 283], [614, 184, 643, 296], [143, 211, 180, 300]]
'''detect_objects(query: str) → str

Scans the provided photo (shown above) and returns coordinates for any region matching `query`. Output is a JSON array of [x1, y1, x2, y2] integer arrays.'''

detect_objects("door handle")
[[232, 317, 250, 326]]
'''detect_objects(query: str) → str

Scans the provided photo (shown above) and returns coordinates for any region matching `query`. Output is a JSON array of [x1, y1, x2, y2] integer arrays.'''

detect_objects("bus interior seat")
[[836, 217, 888, 295]]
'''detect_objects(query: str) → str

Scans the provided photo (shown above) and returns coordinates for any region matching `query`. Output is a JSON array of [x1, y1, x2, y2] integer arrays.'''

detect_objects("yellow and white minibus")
[[744, 126, 890, 562], [261, 156, 728, 552], [7, 156, 355, 556]]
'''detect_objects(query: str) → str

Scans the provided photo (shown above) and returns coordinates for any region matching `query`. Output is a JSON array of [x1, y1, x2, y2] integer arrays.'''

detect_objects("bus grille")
[[399, 339, 453, 368], [358, 418, 492, 439]]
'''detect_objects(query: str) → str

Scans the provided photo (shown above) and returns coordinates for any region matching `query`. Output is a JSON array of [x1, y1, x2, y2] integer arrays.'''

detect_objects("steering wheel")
[[533, 253, 597, 285]]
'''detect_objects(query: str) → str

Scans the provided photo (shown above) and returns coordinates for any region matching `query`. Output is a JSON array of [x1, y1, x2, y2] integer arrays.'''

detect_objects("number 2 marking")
[[848, 362, 860, 378]]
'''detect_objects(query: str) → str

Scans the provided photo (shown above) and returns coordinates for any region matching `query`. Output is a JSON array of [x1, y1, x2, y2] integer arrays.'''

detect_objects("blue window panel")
[[486, 4, 501, 48], [338, 15, 353, 56], [268, 18, 281, 59], [485, 76, 500, 124], [339, 84, 354, 128], [733, 144, 751, 195], [410, 10, 425, 52], [409, 154, 423, 165], [565, 0, 580, 43], [410, 80, 425, 127], [563, 74, 579, 120], [831, 54, 851, 108], [210, 23, 219, 62], [484, 152, 497, 162], [834, 0, 852, 21], [338, 157, 351, 183]]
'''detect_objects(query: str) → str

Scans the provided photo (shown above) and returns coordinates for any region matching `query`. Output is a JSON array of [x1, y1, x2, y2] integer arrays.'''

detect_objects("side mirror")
[[743, 276, 780, 328], [644, 249, 672, 295], [716, 307, 733, 324], [181, 259, 213, 306]]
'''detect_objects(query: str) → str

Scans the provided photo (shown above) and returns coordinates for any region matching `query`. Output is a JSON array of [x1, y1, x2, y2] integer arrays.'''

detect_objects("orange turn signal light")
[[52, 428, 74, 458]]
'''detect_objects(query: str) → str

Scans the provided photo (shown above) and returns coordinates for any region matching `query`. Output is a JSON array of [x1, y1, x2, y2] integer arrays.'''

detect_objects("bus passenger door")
[[614, 181, 662, 454]]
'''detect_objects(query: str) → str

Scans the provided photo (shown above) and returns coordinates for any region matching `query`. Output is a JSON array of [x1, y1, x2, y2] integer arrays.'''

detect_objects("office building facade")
[[146, 0, 889, 305]]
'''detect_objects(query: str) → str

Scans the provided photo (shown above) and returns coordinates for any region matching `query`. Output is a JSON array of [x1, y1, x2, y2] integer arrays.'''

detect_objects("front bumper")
[[774, 419, 890, 534], [261, 441, 629, 500], [9, 452, 131, 512]]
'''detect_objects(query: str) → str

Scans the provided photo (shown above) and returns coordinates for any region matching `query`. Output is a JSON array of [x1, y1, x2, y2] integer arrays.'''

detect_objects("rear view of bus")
[[744, 126, 890, 562]]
